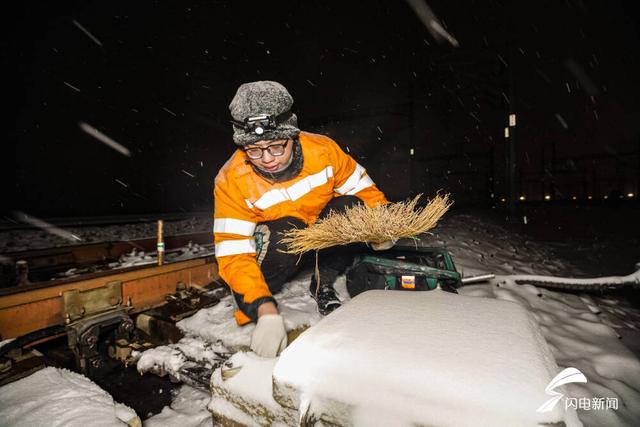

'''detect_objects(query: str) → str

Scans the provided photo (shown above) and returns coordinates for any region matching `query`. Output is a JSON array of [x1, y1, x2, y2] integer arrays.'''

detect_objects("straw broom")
[[280, 192, 453, 255]]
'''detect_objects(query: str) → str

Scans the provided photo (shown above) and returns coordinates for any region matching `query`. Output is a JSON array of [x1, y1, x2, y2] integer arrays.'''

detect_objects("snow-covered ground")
[[1, 212, 639, 426], [0, 367, 140, 427], [433, 213, 578, 277], [144, 385, 212, 427]]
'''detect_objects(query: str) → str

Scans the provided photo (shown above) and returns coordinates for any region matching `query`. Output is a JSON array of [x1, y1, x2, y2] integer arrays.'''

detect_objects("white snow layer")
[[211, 352, 282, 412], [143, 385, 212, 427], [0, 367, 139, 427], [178, 273, 325, 348], [209, 352, 298, 426], [136, 274, 326, 380], [431, 213, 572, 277], [208, 278, 640, 426], [461, 281, 640, 427], [272, 289, 581, 427]]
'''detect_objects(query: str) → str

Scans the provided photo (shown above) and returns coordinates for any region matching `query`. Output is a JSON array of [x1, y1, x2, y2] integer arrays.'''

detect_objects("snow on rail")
[[510, 269, 640, 291]]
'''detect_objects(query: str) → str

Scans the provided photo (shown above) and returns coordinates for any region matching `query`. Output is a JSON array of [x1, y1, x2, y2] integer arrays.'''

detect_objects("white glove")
[[371, 239, 397, 251], [250, 314, 288, 358]]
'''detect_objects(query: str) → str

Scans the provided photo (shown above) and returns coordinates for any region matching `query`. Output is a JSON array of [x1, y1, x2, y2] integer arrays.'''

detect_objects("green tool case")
[[346, 244, 462, 297]]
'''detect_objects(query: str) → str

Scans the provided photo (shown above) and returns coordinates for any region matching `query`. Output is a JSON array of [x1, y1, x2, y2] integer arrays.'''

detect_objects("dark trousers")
[[233, 196, 363, 318]]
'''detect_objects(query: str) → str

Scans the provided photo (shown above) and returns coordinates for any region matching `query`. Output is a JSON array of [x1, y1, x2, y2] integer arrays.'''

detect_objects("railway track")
[[1, 231, 215, 286], [0, 230, 225, 386]]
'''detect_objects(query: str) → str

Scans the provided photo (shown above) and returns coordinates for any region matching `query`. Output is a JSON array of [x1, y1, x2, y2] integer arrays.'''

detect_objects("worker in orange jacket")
[[214, 81, 393, 357]]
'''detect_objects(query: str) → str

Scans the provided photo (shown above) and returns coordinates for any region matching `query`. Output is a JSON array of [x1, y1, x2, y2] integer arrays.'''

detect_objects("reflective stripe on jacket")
[[213, 131, 388, 324]]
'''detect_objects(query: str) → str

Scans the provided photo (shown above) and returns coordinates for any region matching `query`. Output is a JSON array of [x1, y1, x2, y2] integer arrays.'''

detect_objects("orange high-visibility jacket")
[[213, 131, 388, 324]]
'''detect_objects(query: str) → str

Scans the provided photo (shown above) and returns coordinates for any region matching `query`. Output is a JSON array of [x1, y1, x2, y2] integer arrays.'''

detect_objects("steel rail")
[[0, 253, 221, 340]]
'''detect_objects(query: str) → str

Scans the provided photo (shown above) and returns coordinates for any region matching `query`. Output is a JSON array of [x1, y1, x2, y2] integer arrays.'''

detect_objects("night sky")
[[6, 0, 640, 217]]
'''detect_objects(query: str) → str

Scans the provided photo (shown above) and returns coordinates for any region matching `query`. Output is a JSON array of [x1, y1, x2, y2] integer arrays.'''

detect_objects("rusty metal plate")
[[62, 281, 122, 322]]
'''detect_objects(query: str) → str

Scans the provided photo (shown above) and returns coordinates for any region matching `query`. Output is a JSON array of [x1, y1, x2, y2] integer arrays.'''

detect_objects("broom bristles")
[[280, 193, 453, 255]]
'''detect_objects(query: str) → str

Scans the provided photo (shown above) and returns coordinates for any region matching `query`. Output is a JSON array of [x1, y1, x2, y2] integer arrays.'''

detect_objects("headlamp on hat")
[[230, 110, 293, 136], [234, 114, 274, 135]]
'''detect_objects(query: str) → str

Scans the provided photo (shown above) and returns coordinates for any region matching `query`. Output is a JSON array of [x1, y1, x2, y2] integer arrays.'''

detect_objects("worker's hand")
[[251, 314, 287, 358], [371, 238, 397, 251]]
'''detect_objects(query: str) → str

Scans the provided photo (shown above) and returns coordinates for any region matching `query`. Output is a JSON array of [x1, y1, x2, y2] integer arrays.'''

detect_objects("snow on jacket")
[[214, 131, 389, 325]]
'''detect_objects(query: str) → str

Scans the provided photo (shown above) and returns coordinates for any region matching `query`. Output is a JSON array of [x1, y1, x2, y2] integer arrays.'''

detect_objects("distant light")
[[587, 195, 592, 200], [628, 193, 635, 198], [509, 113, 517, 127], [604, 195, 609, 199], [544, 195, 551, 200], [519, 195, 526, 201], [501, 198, 506, 202], [572, 196, 577, 200], [504, 127, 510, 138], [410, 148, 415, 156]]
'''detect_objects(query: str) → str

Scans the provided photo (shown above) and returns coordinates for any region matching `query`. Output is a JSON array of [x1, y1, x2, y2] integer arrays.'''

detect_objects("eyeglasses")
[[243, 139, 290, 160]]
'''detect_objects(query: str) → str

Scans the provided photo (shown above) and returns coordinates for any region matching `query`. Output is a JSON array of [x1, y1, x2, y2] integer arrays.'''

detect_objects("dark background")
[[5, 0, 640, 217]]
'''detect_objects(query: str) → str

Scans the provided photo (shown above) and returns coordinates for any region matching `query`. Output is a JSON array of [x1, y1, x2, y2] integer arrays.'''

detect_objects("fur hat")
[[229, 81, 300, 146]]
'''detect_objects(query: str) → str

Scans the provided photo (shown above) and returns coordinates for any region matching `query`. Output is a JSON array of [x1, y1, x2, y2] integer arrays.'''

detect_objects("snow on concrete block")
[[273, 289, 580, 426], [209, 352, 297, 426], [0, 367, 140, 427]]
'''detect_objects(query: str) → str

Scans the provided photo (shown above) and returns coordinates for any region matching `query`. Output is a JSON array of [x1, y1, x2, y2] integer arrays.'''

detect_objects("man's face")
[[243, 139, 294, 173]]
